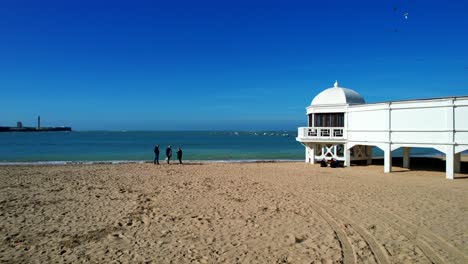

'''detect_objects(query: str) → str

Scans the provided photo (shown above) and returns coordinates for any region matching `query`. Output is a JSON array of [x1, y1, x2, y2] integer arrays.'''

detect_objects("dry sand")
[[0, 160, 467, 263]]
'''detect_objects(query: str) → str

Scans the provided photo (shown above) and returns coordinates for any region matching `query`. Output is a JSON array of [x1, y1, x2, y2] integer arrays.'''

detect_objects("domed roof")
[[311, 81, 365, 106]]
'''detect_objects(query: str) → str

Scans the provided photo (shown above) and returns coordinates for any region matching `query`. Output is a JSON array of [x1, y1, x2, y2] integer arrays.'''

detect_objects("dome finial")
[[334, 80, 339, 87]]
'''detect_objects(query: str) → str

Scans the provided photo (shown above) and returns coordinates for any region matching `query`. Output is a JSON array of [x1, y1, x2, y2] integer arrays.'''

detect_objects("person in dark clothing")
[[176, 146, 183, 164], [166, 145, 172, 164], [330, 158, 337, 168], [320, 158, 327, 167], [153, 144, 160, 165]]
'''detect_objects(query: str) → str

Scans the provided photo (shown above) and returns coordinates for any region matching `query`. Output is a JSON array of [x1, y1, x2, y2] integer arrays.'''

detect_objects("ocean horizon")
[[0, 130, 455, 164]]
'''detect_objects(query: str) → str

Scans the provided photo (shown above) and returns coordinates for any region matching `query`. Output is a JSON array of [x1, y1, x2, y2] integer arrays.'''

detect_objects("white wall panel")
[[455, 132, 468, 144], [392, 100, 449, 109], [348, 104, 387, 112], [455, 106, 468, 130], [454, 98, 468, 107], [348, 131, 387, 142], [348, 110, 387, 130], [391, 108, 447, 130], [391, 132, 449, 144]]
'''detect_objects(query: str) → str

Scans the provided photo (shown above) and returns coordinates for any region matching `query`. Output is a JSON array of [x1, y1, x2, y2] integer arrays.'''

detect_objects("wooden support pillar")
[[403, 147, 411, 168], [384, 144, 392, 173], [454, 152, 461, 173], [446, 145, 455, 179], [366, 146, 373, 165]]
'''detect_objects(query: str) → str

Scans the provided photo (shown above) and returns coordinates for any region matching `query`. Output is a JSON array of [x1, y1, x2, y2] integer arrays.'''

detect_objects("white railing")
[[298, 127, 345, 139]]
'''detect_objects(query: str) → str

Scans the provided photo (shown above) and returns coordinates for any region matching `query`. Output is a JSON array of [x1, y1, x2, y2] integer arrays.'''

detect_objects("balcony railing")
[[297, 127, 345, 139]]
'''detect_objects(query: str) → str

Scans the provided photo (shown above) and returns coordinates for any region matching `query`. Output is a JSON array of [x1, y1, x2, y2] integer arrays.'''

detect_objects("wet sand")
[[1, 160, 467, 263]]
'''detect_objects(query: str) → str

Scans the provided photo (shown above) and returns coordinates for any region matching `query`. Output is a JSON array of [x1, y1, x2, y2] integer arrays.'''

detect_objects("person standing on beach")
[[153, 145, 160, 165], [176, 146, 183, 164], [166, 145, 172, 164]]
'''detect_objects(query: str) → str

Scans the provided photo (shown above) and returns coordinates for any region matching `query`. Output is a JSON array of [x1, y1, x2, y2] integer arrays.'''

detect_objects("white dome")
[[311, 81, 365, 106]]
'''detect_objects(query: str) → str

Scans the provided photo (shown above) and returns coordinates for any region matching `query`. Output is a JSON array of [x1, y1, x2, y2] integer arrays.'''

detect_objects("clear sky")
[[1, 0, 467, 130]]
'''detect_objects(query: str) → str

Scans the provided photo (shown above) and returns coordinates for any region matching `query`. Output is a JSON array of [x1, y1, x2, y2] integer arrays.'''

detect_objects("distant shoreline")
[[0, 159, 303, 166], [0, 127, 72, 132], [1, 155, 466, 166]]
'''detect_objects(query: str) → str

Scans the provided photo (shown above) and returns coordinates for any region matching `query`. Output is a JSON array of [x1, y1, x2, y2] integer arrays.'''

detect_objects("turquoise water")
[[0, 131, 303, 162], [0, 131, 452, 163]]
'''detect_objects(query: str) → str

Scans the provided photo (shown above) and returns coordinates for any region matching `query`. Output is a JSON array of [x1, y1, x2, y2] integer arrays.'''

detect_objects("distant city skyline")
[[1, 0, 467, 130]]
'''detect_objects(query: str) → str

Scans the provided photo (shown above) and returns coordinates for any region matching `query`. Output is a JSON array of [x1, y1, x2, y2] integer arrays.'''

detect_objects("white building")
[[296, 81, 468, 179]]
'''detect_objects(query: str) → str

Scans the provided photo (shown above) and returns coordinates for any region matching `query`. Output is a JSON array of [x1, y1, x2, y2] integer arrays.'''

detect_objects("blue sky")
[[1, 0, 467, 130]]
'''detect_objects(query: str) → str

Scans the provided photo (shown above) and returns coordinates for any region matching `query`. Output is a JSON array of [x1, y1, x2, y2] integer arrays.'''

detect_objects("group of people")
[[153, 145, 183, 165], [320, 158, 340, 168]]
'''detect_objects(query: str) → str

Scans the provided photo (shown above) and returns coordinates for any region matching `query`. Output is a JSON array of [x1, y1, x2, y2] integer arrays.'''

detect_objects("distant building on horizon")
[[296, 81, 468, 179], [0, 116, 71, 132]]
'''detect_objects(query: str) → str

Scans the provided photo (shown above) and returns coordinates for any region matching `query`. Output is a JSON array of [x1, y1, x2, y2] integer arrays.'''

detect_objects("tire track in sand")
[[236, 175, 357, 264], [306, 198, 390, 264], [373, 206, 467, 264], [241, 168, 465, 264], [265, 182, 389, 264], [333, 197, 445, 264], [305, 202, 356, 264], [303, 185, 467, 264]]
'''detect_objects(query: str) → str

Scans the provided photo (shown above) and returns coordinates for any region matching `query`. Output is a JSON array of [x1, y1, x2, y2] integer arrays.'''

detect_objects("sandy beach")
[[1, 160, 467, 263]]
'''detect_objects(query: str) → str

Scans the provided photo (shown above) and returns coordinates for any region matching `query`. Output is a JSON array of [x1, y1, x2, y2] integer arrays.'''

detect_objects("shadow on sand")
[[352, 157, 468, 178]]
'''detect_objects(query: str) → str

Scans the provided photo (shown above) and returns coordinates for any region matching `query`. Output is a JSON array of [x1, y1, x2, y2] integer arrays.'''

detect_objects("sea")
[[0, 131, 449, 164]]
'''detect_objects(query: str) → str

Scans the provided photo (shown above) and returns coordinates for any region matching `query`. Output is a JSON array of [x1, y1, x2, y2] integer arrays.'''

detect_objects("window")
[[313, 113, 344, 127]]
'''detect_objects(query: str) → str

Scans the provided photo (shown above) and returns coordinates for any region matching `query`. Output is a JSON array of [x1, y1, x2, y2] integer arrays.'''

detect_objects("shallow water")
[[0, 130, 450, 163], [0, 131, 302, 162]]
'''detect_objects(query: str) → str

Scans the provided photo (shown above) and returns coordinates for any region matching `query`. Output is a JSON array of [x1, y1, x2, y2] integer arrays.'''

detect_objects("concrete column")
[[305, 144, 316, 164], [366, 146, 373, 165], [454, 152, 461, 173], [305, 145, 311, 163], [446, 146, 455, 179], [403, 147, 411, 168], [310, 145, 315, 164], [344, 145, 351, 167], [384, 144, 392, 173]]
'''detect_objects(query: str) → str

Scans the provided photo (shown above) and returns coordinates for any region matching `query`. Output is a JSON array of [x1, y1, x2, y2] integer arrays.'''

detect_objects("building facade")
[[296, 81, 468, 179]]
